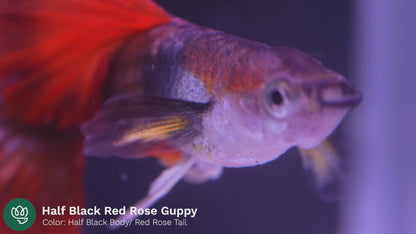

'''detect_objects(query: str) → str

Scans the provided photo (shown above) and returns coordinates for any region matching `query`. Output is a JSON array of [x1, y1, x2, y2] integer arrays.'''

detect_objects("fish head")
[[256, 47, 362, 149], [199, 47, 361, 167]]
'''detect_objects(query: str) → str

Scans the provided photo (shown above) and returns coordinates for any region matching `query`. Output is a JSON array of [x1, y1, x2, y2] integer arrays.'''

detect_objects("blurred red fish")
[[0, 0, 361, 232]]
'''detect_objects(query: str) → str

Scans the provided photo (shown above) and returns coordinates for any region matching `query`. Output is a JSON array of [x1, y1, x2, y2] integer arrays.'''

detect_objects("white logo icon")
[[11, 205, 29, 225]]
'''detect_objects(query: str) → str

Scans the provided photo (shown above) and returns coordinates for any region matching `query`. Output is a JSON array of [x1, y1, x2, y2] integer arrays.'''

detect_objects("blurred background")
[[342, 0, 416, 234], [86, 0, 416, 234]]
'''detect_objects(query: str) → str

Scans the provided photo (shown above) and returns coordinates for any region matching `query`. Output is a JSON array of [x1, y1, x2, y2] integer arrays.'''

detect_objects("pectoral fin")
[[81, 94, 212, 158], [298, 139, 345, 201]]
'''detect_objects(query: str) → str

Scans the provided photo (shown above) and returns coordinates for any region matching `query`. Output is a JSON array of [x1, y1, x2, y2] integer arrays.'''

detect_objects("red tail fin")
[[0, 119, 84, 233], [0, 0, 171, 232], [0, 0, 171, 128]]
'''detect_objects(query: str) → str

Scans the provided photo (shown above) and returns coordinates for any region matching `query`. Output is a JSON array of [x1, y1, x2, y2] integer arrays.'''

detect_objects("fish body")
[[84, 18, 360, 168], [0, 0, 361, 231]]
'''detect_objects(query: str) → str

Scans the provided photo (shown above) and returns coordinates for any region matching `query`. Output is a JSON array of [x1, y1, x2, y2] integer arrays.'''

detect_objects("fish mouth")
[[303, 80, 363, 108], [320, 91, 362, 107]]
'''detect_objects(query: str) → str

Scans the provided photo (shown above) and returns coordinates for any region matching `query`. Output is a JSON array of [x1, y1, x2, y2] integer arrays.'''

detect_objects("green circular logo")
[[3, 198, 36, 231]]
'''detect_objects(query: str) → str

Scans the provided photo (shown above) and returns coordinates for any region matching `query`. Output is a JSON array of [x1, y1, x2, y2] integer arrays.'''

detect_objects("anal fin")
[[109, 156, 196, 230]]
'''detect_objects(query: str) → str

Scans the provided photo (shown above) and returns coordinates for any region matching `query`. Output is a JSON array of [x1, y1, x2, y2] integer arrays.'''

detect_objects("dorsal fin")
[[0, 0, 171, 128]]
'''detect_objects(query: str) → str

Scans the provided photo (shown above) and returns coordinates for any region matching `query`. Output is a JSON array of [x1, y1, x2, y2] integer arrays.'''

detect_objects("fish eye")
[[264, 80, 296, 118], [270, 90, 284, 106]]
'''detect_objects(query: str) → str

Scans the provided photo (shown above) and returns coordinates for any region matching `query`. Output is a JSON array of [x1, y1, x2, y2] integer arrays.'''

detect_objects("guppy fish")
[[0, 0, 361, 231]]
